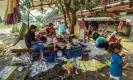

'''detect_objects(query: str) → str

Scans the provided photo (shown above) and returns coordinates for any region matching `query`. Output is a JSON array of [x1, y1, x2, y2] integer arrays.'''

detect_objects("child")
[[31, 36, 47, 61], [71, 35, 80, 46], [108, 43, 128, 80], [46, 23, 57, 51]]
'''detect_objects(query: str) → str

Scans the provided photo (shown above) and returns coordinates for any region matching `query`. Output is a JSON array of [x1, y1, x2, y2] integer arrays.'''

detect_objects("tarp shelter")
[[29, 0, 61, 10], [84, 15, 133, 21], [0, 0, 8, 20], [0, 0, 20, 24]]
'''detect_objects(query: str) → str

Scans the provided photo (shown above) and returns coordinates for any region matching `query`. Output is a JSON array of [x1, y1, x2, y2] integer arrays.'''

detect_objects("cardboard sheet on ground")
[[0, 66, 17, 80], [78, 59, 106, 72]]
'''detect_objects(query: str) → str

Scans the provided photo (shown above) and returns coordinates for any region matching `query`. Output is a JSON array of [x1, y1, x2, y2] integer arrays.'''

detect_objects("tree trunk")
[[62, 9, 68, 28], [71, 10, 76, 34], [65, 7, 71, 26]]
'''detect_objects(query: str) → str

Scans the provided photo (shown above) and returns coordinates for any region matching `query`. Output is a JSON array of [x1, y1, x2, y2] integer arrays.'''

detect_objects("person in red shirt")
[[108, 31, 122, 44], [46, 23, 57, 51]]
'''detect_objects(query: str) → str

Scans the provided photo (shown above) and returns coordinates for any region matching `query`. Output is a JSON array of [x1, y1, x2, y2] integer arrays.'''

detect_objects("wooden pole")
[[28, 3, 30, 29]]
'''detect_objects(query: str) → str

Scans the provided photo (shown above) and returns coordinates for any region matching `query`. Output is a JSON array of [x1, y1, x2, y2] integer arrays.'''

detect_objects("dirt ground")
[[0, 33, 133, 80]]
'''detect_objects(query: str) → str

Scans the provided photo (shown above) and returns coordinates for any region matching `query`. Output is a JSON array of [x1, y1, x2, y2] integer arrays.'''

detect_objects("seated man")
[[95, 33, 109, 50], [25, 25, 46, 60], [46, 23, 57, 51]]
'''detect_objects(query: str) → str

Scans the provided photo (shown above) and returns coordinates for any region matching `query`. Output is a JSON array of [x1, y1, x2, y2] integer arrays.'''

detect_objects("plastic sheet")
[[78, 59, 106, 72], [88, 42, 107, 58], [29, 61, 58, 78], [10, 53, 32, 65]]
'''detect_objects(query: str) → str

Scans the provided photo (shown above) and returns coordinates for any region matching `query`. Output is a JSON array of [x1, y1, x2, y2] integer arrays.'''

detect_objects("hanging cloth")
[[4, 0, 20, 24], [119, 21, 124, 29], [130, 20, 133, 26], [78, 20, 86, 40], [129, 0, 133, 8]]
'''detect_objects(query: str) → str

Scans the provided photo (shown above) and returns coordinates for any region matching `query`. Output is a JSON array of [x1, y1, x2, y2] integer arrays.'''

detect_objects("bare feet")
[[54, 48, 57, 51], [40, 57, 45, 61]]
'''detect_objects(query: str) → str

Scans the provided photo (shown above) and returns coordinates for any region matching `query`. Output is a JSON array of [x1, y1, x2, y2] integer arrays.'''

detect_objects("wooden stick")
[[11, 49, 37, 53]]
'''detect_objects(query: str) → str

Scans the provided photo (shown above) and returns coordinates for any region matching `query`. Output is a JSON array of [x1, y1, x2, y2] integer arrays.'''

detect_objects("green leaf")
[[78, 0, 81, 3]]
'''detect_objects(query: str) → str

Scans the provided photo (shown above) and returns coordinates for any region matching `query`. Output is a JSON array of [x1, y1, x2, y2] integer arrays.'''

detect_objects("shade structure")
[[84, 17, 116, 21], [4, 0, 20, 24], [29, 0, 61, 10], [0, 0, 8, 20]]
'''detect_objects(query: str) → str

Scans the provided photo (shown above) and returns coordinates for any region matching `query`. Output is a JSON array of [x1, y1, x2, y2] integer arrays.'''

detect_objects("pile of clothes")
[[10, 53, 31, 66], [29, 61, 58, 78]]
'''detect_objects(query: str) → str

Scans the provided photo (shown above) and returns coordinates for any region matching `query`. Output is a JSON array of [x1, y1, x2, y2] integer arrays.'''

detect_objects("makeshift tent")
[[4, 0, 20, 24], [0, 0, 7, 20], [29, 0, 61, 10]]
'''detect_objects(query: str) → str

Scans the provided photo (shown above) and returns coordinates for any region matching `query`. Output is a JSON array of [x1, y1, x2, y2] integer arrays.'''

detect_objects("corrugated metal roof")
[[84, 15, 133, 21]]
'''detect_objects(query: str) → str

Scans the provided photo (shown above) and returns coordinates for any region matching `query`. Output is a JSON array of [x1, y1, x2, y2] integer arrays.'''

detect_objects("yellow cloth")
[[4, 0, 18, 21], [74, 23, 80, 38], [78, 59, 106, 72]]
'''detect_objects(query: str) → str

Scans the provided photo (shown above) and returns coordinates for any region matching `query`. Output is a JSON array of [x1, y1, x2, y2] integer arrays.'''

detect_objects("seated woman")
[[46, 23, 57, 51], [108, 31, 121, 44], [95, 33, 109, 50], [25, 25, 46, 61]]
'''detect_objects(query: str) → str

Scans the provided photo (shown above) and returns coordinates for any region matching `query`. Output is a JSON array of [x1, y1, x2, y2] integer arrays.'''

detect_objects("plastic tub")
[[65, 48, 82, 59], [43, 51, 56, 62]]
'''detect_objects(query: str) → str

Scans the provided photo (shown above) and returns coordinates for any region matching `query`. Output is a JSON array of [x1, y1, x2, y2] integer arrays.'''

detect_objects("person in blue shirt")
[[95, 33, 109, 50], [58, 22, 66, 35], [108, 43, 128, 80]]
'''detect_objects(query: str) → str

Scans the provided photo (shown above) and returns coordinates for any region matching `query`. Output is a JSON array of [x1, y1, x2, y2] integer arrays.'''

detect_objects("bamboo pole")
[[93, 0, 130, 11], [28, 3, 30, 29]]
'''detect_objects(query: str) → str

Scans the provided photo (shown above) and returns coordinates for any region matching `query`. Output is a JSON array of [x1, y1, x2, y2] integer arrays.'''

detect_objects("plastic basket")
[[65, 48, 82, 59]]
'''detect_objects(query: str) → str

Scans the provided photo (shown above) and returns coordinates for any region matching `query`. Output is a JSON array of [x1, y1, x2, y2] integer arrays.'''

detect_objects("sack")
[[82, 52, 89, 61]]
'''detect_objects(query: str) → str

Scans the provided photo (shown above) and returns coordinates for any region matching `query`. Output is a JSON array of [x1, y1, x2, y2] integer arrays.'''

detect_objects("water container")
[[57, 50, 63, 57]]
